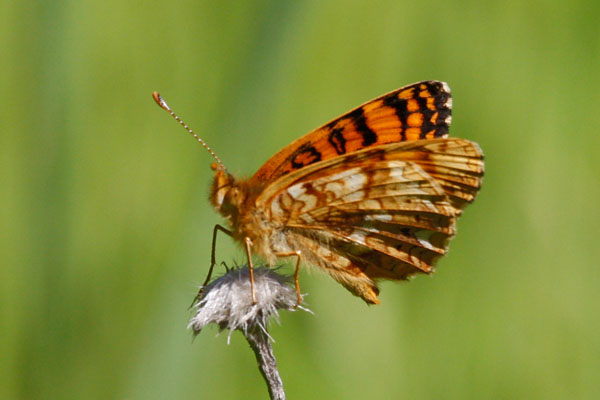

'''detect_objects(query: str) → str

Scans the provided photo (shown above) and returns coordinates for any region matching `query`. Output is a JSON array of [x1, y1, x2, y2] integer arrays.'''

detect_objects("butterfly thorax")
[[211, 170, 284, 263]]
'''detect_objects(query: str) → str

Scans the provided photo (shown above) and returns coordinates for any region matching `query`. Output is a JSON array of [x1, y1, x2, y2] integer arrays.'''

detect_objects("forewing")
[[256, 138, 484, 303], [251, 81, 452, 183]]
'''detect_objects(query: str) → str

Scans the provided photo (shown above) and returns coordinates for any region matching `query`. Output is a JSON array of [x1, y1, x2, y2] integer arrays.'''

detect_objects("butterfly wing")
[[255, 138, 484, 303], [251, 81, 453, 183]]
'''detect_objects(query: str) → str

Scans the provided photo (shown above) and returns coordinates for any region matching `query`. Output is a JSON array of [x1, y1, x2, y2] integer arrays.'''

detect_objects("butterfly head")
[[210, 163, 245, 223]]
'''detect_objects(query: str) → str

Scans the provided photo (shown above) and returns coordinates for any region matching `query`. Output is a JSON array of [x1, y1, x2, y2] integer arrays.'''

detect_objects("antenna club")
[[152, 91, 171, 111]]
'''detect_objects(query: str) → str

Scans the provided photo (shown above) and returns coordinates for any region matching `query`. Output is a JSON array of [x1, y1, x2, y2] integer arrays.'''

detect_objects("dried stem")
[[245, 323, 286, 400], [189, 266, 310, 400]]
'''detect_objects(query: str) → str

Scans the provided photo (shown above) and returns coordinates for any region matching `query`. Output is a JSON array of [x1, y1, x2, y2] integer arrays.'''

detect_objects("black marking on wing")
[[328, 127, 347, 155], [427, 82, 451, 138], [418, 95, 437, 139], [347, 107, 377, 146], [290, 143, 322, 169], [382, 95, 408, 141]]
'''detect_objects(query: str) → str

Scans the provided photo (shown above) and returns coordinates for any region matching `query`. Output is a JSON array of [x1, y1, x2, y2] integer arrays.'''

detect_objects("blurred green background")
[[2, 1, 599, 399]]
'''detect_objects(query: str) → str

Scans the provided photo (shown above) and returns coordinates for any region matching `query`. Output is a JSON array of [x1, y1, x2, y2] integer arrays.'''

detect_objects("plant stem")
[[244, 324, 286, 400]]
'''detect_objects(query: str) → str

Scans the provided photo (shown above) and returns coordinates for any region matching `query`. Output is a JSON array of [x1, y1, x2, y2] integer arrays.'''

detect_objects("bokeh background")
[[2, 1, 599, 399]]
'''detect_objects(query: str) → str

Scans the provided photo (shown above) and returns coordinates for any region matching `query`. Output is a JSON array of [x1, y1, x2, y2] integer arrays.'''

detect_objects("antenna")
[[152, 92, 226, 171]]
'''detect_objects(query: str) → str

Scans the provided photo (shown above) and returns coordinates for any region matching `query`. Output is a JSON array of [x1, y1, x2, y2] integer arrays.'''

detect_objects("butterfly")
[[153, 81, 484, 305]]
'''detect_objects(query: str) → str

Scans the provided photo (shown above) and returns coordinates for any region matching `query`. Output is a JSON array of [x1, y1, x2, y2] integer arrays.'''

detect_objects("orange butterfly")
[[153, 81, 484, 305]]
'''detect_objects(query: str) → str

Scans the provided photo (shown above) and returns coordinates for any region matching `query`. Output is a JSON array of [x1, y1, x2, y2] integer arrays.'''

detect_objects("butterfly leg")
[[204, 224, 234, 286], [275, 251, 303, 307], [244, 236, 257, 304], [191, 224, 233, 307]]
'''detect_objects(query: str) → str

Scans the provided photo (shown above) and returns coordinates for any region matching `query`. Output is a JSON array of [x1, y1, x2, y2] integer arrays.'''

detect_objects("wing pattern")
[[256, 138, 484, 303], [252, 81, 453, 183]]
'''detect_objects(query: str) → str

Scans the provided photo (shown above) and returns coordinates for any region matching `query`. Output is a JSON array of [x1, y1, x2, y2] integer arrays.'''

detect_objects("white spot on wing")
[[441, 81, 452, 114], [287, 184, 306, 199], [365, 214, 393, 222], [301, 194, 318, 211], [323, 181, 343, 195], [387, 166, 410, 182], [342, 190, 366, 203], [421, 199, 439, 212], [415, 230, 435, 250], [271, 197, 284, 216], [342, 171, 368, 193], [318, 167, 367, 195], [441, 81, 451, 95], [299, 213, 315, 223], [317, 167, 362, 184], [348, 230, 366, 245]]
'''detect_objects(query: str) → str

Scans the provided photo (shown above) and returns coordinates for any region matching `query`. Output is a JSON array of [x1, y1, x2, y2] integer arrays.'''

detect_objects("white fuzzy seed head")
[[188, 266, 310, 340]]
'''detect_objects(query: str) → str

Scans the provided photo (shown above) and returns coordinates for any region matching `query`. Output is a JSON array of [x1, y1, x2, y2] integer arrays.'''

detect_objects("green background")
[[3, 1, 599, 399]]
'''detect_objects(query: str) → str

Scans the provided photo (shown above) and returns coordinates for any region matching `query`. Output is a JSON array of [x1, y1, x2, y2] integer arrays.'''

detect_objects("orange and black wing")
[[251, 81, 452, 183], [256, 138, 484, 304]]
